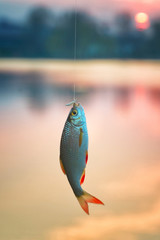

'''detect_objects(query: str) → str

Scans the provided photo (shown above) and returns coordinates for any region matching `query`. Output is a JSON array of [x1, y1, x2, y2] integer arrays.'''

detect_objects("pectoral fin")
[[60, 159, 66, 174], [79, 128, 83, 147]]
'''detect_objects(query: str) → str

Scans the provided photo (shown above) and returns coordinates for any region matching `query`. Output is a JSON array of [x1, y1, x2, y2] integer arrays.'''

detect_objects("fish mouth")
[[66, 101, 80, 107]]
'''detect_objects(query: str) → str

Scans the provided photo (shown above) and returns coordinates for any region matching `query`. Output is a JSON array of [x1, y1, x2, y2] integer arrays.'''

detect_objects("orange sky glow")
[[3, 0, 160, 17]]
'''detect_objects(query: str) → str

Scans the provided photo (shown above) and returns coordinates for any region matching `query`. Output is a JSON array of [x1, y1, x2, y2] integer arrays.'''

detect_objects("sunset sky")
[[0, 0, 160, 22]]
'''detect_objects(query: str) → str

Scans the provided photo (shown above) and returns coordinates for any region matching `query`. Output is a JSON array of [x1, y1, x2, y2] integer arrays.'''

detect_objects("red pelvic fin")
[[86, 150, 88, 164]]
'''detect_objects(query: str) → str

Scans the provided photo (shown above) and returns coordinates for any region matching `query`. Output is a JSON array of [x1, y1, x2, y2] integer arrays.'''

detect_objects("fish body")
[[60, 102, 104, 214]]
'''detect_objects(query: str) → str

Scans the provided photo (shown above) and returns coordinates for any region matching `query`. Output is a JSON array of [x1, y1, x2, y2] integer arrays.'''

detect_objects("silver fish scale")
[[60, 117, 88, 197]]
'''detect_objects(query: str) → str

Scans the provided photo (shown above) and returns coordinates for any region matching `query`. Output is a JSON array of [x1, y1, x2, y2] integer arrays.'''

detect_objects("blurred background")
[[1, 1, 160, 240]]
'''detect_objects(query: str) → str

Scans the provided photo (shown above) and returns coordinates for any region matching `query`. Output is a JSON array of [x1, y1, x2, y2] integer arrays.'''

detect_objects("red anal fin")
[[79, 128, 83, 147], [86, 150, 88, 164], [60, 159, 66, 174], [80, 169, 85, 185]]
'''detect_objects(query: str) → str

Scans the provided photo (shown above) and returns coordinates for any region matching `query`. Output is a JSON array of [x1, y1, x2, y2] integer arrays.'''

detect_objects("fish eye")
[[72, 109, 78, 116]]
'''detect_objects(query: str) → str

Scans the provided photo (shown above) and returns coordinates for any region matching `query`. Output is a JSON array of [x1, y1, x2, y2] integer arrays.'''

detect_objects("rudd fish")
[[60, 101, 104, 214]]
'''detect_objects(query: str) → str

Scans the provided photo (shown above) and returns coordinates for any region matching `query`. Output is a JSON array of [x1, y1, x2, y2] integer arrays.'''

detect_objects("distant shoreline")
[[0, 59, 160, 87]]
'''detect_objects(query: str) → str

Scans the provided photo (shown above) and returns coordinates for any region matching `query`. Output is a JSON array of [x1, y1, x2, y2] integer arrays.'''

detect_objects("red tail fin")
[[77, 191, 104, 214], [83, 191, 104, 205], [77, 195, 89, 215]]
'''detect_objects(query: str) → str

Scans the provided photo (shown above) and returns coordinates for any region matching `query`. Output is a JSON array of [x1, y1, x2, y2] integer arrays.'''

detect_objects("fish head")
[[68, 103, 86, 127]]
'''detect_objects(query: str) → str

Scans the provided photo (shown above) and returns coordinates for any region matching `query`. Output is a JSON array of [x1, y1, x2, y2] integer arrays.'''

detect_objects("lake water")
[[0, 60, 160, 240]]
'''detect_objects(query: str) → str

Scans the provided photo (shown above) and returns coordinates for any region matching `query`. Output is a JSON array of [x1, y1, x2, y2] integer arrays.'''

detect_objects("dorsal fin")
[[60, 159, 66, 174]]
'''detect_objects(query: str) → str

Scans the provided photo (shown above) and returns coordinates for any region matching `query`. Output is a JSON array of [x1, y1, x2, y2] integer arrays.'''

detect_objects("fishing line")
[[66, 0, 77, 106], [74, 0, 77, 61], [73, 0, 77, 102]]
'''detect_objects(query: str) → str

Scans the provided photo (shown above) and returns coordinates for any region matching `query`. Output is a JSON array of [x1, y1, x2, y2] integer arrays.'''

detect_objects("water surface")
[[0, 60, 160, 240]]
